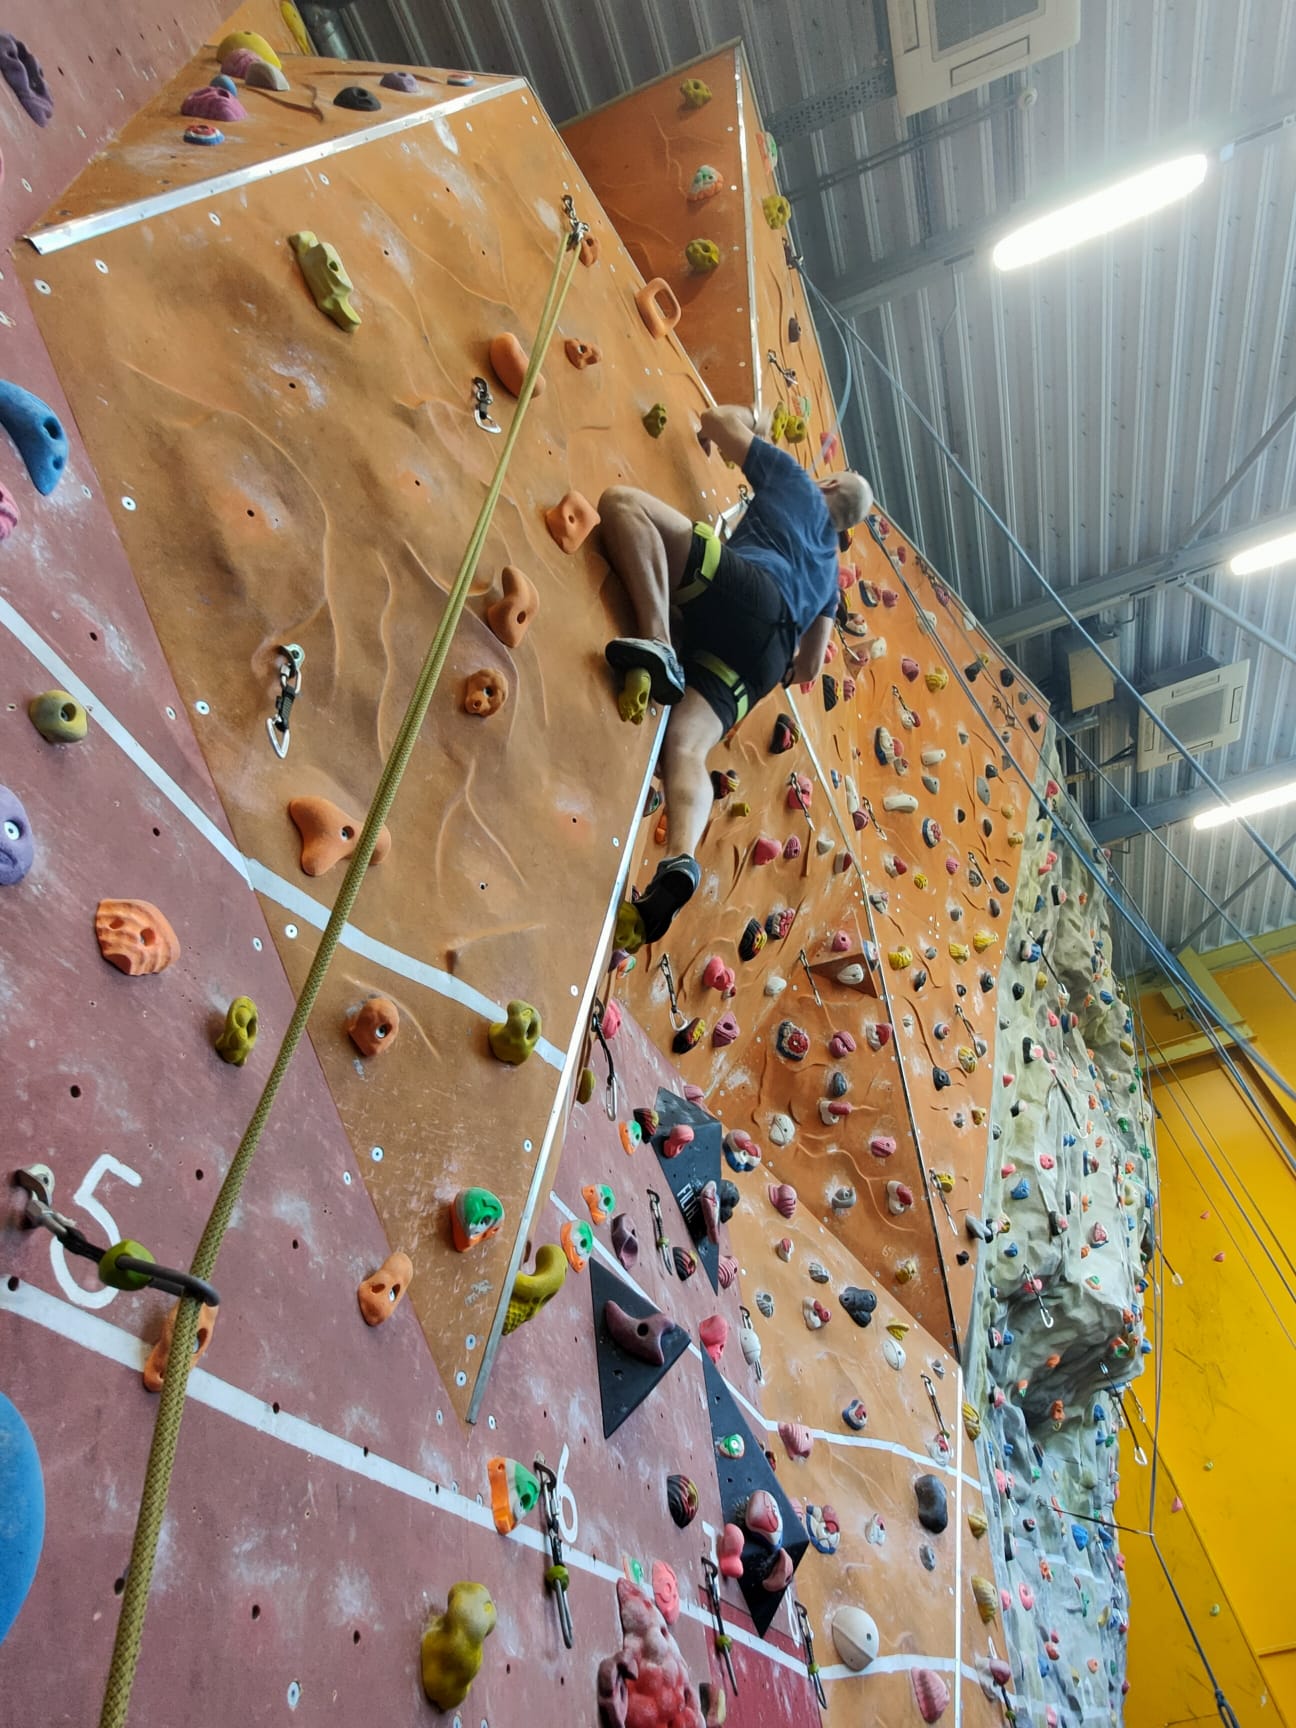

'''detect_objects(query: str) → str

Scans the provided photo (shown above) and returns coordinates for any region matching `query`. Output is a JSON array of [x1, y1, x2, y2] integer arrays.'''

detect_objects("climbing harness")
[[14, 1165, 220, 1308], [647, 1188, 674, 1278], [534, 1456, 574, 1649], [701, 1555, 738, 1694], [471, 375, 501, 434], [98, 208, 588, 1728], [265, 643, 304, 759], [792, 1595, 827, 1709]]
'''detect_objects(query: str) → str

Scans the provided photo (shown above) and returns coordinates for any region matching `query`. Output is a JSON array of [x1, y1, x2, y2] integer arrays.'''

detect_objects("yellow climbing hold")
[[967, 1508, 988, 1538], [214, 996, 259, 1066], [685, 237, 721, 273], [762, 194, 791, 229], [783, 412, 807, 443], [489, 1000, 542, 1065], [962, 1401, 982, 1440], [931, 1170, 955, 1193], [216, 29, 282, 66], [913, 870, 929, 889], [1007, 830, 1025, 847], [973, 930, 997, 953], [1036, 969, 1049, 990], [971, 1574, 999, 1623], [618, 665, 653, 724], [886, 1321, 909, 1341], [948, 940, 970, 963], [925, 668, 949, 691], [503, 1244, 567, 1334], [420, 1582, 497, 1709], [680, 77, 712, 107], [288, 231, 360, 332], [770, 402, 789, 442]]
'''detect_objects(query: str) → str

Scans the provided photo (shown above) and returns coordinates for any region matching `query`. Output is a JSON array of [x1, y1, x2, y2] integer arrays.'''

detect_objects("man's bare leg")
[[599, 486, 694, 723], [660, 690, 725, 859]]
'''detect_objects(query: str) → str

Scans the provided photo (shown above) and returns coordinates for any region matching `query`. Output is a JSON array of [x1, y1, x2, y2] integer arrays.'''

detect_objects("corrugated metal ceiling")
[[313, 0, 1296, 968]]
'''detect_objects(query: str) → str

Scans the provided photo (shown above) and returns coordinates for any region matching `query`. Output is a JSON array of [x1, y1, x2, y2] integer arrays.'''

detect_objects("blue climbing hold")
[[1003, 1242, 1019, 1257], [1072, 1524, 1089, 1550], [0, 382, 68, 495], [1010, 1178, 1030, 1201], [0, 1391, 44, 1644], [211, 73, 238, 95]]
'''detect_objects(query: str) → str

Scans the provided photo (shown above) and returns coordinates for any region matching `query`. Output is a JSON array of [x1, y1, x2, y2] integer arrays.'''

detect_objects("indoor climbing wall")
[[563, 45, 846, 451], [19, 39, 766, 1424]]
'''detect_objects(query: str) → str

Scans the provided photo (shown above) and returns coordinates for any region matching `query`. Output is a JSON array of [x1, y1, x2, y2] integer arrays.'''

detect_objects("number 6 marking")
[[49, 1154, 142, 1309]]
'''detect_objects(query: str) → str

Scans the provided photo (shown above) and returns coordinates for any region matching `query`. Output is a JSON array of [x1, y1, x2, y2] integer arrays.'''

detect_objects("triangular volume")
[[590, 1257, 692, 1440], [701, 1355, 808, 1638], [648, 1086, 724, 1291], [808, 949, 880, 999]]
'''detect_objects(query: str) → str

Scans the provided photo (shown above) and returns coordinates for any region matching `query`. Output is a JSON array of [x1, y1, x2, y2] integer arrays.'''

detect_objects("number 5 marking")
[[49, 1154, 143, 1309]]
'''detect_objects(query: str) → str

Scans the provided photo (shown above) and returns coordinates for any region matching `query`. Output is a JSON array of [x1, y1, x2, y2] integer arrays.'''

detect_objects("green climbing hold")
[[99, 1239, 155, 1292], [28, 690, 88, 743], [288, 230, 361, 332], [214, 996, 258, 1066], [489, 1000, 542, 1065], [685, 238, 720, 274], [642, 402, 668, 438]]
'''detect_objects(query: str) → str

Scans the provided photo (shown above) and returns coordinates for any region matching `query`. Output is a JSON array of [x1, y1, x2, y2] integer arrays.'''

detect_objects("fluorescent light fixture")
[[1228, 530, 1296, 577], [992, 153, 1209, 271], [1193, 778, 1296, 831]]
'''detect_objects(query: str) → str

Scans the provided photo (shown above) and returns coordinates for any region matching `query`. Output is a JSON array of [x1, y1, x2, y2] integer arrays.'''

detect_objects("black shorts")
[[675, 522, 798, 732]]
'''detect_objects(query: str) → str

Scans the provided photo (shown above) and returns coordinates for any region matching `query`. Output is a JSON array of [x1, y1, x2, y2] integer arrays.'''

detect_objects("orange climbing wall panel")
[[23, 49, 757, 1420], [563, 44, 847, 458]]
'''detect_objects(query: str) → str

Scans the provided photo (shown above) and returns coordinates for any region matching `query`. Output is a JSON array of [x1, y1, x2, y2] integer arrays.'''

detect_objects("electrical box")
[[1067, 642, 1116, 712], [886, 0, 1081, 117]]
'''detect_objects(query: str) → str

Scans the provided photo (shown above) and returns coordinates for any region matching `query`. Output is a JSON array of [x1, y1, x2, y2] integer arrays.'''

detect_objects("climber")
[[600, 403, 873, 946]]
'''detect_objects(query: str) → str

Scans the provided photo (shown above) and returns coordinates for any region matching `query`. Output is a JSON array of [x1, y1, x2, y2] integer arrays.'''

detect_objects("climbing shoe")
[[620, 853, 700, 951], [605, 637, 686, 708]]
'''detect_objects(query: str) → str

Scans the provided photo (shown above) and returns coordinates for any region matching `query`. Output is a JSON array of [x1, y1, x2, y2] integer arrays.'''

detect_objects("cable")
[[803, 273, 1296, 902], [97, 216, 586, 1728]]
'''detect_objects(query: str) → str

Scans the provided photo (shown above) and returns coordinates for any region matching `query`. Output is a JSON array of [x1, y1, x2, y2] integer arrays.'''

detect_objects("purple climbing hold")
[[605, 1299, 678, 1366], [0, 785, 34, 885], [181, 86, 247, 122], [380, 70, 420, 91], [0, 36, 51, 126]]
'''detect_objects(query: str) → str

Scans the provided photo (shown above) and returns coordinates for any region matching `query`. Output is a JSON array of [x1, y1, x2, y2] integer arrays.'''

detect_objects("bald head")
[[819, 470, 874, 532]]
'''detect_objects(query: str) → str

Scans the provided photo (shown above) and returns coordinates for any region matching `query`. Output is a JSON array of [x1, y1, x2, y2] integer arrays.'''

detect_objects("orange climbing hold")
[[357, 1251, 414, 1325], [488, 332, 545, 399], [288, 796, 392, 877], [143, 1300, 218, 1392], [463, 669, 509, 717], [94, 899, 181, 977], [578, 230, 600, 267], [564, 338, 601, 369], [635, 278, 682, 338], [347, 994, 400, 1057], [487, 566, 540, 648], [545, 490, 600, 553]]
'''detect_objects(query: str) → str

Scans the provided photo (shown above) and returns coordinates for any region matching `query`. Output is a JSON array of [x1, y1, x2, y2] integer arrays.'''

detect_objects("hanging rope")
[[98, 207, 587, 1728]]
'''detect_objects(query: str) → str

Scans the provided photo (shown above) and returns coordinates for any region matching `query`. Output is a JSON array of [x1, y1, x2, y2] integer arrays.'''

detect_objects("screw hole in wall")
[[7, 1276, 18, 1292], [113, 1576, 125, 1595], [69, 1085, 81, 1098], [251, 1604, 260, 1620]]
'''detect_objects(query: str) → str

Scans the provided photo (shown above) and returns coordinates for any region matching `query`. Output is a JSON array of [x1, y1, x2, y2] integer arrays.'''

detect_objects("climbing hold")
[[742, 1489, 783, 1547], [345, 994, 400, 1059], [883, 1336, 906, 1370], [489, 332, 545, 399], [712, 1012, 739, 1048], [914, 1475, 948, 1534], [768, 1182, 797, 1219], [912, 1669, 951, 1723], [775, 1020, 809, 1062], [667, 1474, 699, 1528], [869, 1135, 896, 1159], [778, 1421, 813, 1460], [636, 278, 683, 338], [289, 796, 389, 877], [483, 566, 540, 651], [641, 401, 670, 438], [761, 1549, 794, 1592], [723, 1129, 761, 1171], [563, 337, 601, 370], [717, 1254, 739, 1288], [775, 1236, 793, 1263], [827, 1028, 856, 1059], [685, 237, 721, 273], [560, 1218, 593, 1271], [673, 1018, 706, 1055], [925, 668, 949, 693], [142, 1300, 218, 1393], [220, 46, 264, 77], [183, 122, 223, 145], [451, 1188, 504, 1252], [0, 35, 51, 124], [0, 785, 36, 887], [922, 817, 942, 847], [680, 76, 712, 106], [715, 1432, 745, 1460], [803, 1297, 831, 1329], [751, 835, 780, 866], [488, 1456, 540, 1535], [0, 383, 68, 497], [971, 1575, 998, 1624], [0, 483, 18, 543], [356, 1251, 414, 1325], [380, 70, 420, 90], [545, 490, 600, 552], [888, 947, 913, 970], [287, 229, 361, 331], [420, 1582, 496, 1710], [689, 164, 721, 200], [770, 711, 799, 752], [967, 1509, 988, 1539], [245, 59, 290, 90], [718, 1524, 745, 1578], [181, 85, 247, 121], [831, 1606, 879, 1671], [842, 1398, 867, 1431], [887, 1181, 913, 1213], [489, 1000, 542, 1065], [335, 84, 381, 109], [883, 791, 918, 814], [462, 668, 509, 717], [762, 194, 791, 229], [214, 996, 258, 1066], [94, 899, 178, 974], [213, 73, 240, 94], [699, 1315, 727, 1364], [894, 1257, 918, 1284], [217, 28, 282, 64], [840, 1286, 877, 1328], [648, 1560, 681, 1630], [502, 1244, 566, 1334], [606, 1299, 679, 1365], [582, 1183, 615, 1226], [663, 1123, 694, 1159], [27, 691, 87, 743]]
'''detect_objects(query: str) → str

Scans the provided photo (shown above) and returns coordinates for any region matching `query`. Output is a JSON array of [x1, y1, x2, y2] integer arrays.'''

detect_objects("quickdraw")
[[647, 1188, 673, 1277], [701, 1555, 738, 1694], [792, 1594, 827, 1709], [590, 998, 620, 1121], [534, 1456, 573, 1648], [471, 375, 501, 434], [797, 947, 823, 1008], [266, 643, 304, 759], [658, 953, 687, 1030]]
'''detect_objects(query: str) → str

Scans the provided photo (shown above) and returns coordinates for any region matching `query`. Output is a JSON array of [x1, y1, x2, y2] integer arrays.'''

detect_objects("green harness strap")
[[98, 222, 584, 1728]]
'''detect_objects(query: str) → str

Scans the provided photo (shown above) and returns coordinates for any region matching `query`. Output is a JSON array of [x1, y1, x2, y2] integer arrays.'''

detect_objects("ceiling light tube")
[[993, 153, 1209, 271], [1228, 530, 1296, 577], [1193, 778, 1296, 831]]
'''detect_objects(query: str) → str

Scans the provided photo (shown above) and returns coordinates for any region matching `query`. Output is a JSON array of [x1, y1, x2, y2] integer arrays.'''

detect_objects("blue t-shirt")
[[729, 437, 839, 635]]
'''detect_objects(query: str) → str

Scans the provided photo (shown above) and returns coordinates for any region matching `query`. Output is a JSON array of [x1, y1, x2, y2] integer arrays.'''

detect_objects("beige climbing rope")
[[99, 212, 587, 1728]]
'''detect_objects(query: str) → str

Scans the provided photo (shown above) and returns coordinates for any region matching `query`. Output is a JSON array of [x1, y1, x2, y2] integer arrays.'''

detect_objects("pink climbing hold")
[[601, 999, 622, 1038], [887, 1180, 913, 1212], [702, 955, 735, 993], [699, 1315, 728, 1363], [221, 46, 264, 77], [866, 1022, 893, 1050], [717, 1254, 739, 1288], [783, 835, 802, 860], [901, 656, 920, 682], [869, 1135, 896, 1159], [829, 930, 850, 953], [767, 1182, 797, 1219], [786, 773, 813, 810], [752, 835, 780, 865], [712, 1012, 739, 1048], [1214, 1251, 1226, 1262], [1171, 1496, 1183, 1512], [718, 1524, 745, 1578], [777, 1420, 813, 1460], [827, 1029, 856, 1059], [682, 1083, 705, 1103], [663, 1124, 694, 1159], [1002, 1073, 1014, 1086], [181, 85, 247, 120], [912, 1669, 951, 1724]]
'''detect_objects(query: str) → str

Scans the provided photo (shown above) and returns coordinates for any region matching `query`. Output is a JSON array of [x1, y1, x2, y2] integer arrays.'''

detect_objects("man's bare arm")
[[790, 613, 834, 685], [697, 404, 771, 466]]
